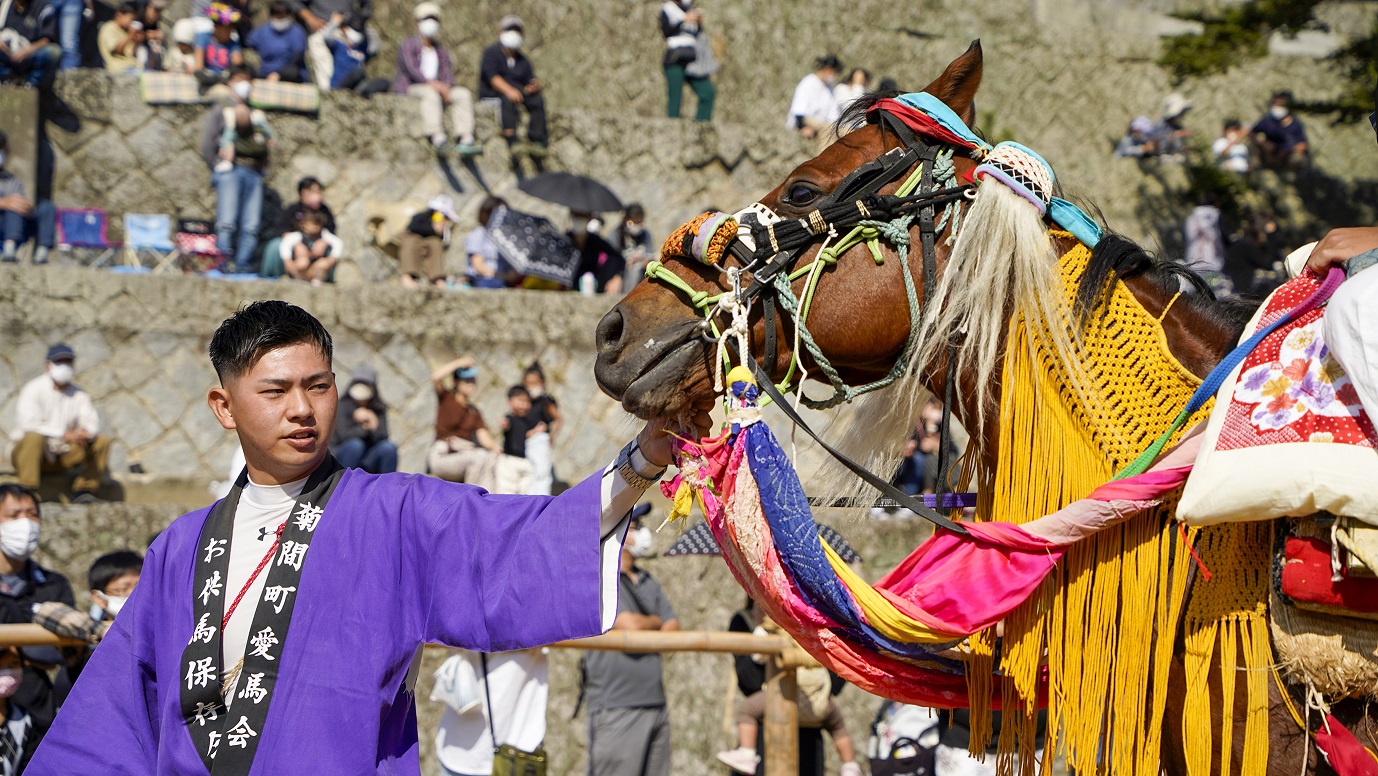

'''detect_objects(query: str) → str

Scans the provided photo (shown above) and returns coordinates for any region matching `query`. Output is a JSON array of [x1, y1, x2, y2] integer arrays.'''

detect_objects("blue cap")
[[454, 366, 479, 381], [46, 343, 75, 362]]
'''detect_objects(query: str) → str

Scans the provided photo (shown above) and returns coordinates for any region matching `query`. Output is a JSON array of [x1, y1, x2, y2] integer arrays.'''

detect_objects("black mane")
[[1077, 233, 1257, 340]]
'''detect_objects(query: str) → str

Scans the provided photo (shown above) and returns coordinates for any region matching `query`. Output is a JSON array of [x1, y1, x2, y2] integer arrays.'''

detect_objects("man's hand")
[[800, 126, 816, 140], [636, 398, 714, 469], [1306, 227, 1378, 273], [0, 194, 33, 215], [354, 407, 378, 430], [522, 77, 541, 95], [428, 80, 450, 103], [64, 429, 92, 445]]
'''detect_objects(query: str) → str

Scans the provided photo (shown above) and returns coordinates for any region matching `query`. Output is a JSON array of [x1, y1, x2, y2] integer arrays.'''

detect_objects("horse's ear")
[[920, 40, 983, 127]]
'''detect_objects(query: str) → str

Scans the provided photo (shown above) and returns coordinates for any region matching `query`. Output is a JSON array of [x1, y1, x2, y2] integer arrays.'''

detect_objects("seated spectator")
[[1114, 116, 1156, 158], [787, 55, 843, 141], [293, 0, 371, 90], [331, 365, 398, 474], [659, 0, 715, 122], [279, 175, 337, 234], [1149, 93, 1192, 160], [570, 211, 625, 294], [478, 15, 547, 153], [464, 195, 509, 289], [194, 2, 243, 82], [0, 0, 60, 89], [1252, 90, 1309, 168], [0, 484, 77, 736], [280, 210, 340, 285], [325, 18, 379, 92], [494, 385, 536, 494], [1184, 192, 1229, 296], [49, 0, 83, 71], [394, 3, 480, 154], [140, 0, 168, 71], [192, 0, 250, 40], [613, 203, 653, 287], [98, 3, 145, 73], [247, 0, 306, 82], [399, 194, 458, 289], [1211, 118, 1250, 174], [166, 17, 199, 73], [87, 550, 141, 626], [9, 345, 110, 502], [199, 67, 272, 273], [833, 67, 869, 114], [0, 130, 56, 265], [428, 357, 501, 491]]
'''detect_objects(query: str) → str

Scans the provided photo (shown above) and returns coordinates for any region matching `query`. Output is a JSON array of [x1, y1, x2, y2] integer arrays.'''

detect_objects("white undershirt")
[[419, 46, 440, 82], [215, 453, 655, 705], [222, 474, 308, 706]]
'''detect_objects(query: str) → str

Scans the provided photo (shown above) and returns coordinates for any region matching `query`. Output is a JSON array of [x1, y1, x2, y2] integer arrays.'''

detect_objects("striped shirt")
[[0, 171, 24, 200]]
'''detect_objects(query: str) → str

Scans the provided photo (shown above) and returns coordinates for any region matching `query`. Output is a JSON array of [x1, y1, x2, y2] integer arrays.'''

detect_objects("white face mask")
[[525, 383, 543, 398], [627, 526, 654, 558], [347, 383, 374, 402], [0, 669, 22, 699], [0, 519, 40, 561], [48, 362, 74, 385], [343, 26, 363, 46], [586, 218, 602, 234], [624, 221, 644, 237], [104, 594, 129, 617], [1269, 105, 1288, 120], [417, 18, 439, 39], [231, 81, 252, 101], [499, 30, 522, 50], [269, 16, 291, 32]]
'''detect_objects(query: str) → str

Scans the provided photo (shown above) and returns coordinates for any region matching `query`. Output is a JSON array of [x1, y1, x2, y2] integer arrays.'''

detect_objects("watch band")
[[617, 441, 666, 491]]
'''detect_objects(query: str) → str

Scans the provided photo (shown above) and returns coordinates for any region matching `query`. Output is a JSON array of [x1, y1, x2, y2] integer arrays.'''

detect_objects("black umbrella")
[[517, 172, 624, 213], [665, 520, 863, 564], [486, 206, 582, 287]]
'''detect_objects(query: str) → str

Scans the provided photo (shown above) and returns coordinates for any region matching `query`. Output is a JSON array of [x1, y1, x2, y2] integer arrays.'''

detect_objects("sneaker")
[[715, 747, 759, 775], [840, 763, 862, 776], [453, 141, 484, 156]]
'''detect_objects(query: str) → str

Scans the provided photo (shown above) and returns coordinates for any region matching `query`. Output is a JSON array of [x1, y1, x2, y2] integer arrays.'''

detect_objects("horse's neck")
[[1120, 275, 1238, 379]]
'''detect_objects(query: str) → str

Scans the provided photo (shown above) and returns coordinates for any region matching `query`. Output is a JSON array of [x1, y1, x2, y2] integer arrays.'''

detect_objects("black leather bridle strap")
[[749, 360, 969, 536]]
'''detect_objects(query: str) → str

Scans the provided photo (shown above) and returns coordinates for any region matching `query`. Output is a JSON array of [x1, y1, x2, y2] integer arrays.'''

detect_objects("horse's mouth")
[[595, 332, 714, 419]]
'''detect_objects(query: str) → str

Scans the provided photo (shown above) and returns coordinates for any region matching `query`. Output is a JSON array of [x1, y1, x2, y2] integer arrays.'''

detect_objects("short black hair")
[[269, 0, 290, 15], [300, 209, 326, 226], [507, 385, 530, 400], [88, 550, 143, 592], [227, 63, 253, 80], [1223, 118, 1241, 131], [1272, 90, 1293, 104], [208, 300, 333, 383], [297, 176, 322, 194], [0, 485, 39, 519], [478, 196, 507, 225], [624, 203, 645, 220], [523, 361, 544, 381], [117, 2, 137, 14], [816, 54, 843, 71]]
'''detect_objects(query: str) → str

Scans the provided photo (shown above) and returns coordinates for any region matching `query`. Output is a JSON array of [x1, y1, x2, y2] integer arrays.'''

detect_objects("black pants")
[[498, 91, 548, 145]]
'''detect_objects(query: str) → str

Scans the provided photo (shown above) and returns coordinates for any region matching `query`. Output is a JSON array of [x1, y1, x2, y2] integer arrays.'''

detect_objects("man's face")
[[0, 495, 38, 528], [46, 357, 75, 385], [116, 10, 134, 28], [210, 343, 337, 484], [301, 186, 323, 209]]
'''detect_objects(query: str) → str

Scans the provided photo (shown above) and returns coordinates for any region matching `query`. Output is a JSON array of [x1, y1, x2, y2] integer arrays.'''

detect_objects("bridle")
[[644, 107, 981, 533]]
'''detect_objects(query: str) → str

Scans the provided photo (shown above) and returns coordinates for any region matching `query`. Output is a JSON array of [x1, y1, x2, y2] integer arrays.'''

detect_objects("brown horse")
[[593, 43, 1377, 775]]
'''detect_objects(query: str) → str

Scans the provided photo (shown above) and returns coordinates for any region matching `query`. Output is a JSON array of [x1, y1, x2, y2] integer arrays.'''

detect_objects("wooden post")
[[762, 663, 799, 776]]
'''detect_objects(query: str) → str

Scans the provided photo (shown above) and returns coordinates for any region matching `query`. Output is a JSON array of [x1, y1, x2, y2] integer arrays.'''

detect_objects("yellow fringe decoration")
[[976, 241, 1214, 775], [1182, 523, 1272, 776]]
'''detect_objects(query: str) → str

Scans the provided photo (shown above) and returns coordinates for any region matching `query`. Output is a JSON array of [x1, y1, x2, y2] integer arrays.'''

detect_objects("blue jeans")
[[0, 44, 60, 87], [50, 0, 84, 69], [334, 438, 398, 474], [213, 165, 264, 272], [1, 200, 56, 249]]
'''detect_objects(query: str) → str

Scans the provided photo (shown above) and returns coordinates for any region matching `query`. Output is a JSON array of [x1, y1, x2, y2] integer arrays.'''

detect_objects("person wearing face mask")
[[787, 54, 844, 143], [392, 3, 480, 154], [292, 0, 372, 89], [330, 364, 398, 474], [193, 2, 244, 81], [570, 209, 626, 295], [324, 18, 378, 92], [428, 357, 502, 491], [246, 0, 307, 82], [478, 15, 548, 154], [0, 647, 38, 773], [9, 345, 110, 502], [0, 484, 76, 741], [200, 67, 275, 273], [1252, 90, 1310, 169], [87, 550, 142, 623], [613, 203, 653, 287], [659, 0, 715, 122], [97, 2, 147, 73], [581, 511, 678, 776]]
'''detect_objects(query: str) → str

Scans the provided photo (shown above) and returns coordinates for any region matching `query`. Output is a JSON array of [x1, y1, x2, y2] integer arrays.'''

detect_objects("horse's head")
[[594, 43, 986, 421]]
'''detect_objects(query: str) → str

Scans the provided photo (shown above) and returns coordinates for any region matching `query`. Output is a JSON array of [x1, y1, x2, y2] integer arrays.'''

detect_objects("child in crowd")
[[88, 550, 143, 624], [325, 20, 374, 91], [167, 18, 199, 74], [195, 2, 244, 82], [521, 363, 559, 495], [496, 385, 541, 494], [281, 210, 342, 285]]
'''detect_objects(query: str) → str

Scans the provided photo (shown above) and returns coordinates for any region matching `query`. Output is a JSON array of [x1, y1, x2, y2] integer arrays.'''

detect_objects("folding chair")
[[121, 214, 176, 270], [166, 218, 225, 274], [56, 209, 120, 266]]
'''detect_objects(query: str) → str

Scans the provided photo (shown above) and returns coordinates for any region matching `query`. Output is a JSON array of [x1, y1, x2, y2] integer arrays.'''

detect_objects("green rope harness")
[[644, 150, 960, 409]]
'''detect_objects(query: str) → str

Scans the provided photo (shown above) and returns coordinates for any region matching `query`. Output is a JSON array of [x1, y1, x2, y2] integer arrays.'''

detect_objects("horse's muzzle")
[[593, 303, 711, 418]]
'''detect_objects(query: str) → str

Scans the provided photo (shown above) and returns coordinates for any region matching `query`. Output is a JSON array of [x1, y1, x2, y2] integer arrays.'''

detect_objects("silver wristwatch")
[[616, 441, 666, 491]]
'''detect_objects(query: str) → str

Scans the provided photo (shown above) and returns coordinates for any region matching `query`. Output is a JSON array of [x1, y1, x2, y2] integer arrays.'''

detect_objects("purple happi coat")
[[28, 468, 614, 774]]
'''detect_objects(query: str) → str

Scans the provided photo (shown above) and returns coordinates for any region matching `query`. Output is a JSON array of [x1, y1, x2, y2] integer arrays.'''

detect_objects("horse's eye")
[[786, 184, 819, 206]]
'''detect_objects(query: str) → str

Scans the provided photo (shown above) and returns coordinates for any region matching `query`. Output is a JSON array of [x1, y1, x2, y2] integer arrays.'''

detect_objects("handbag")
[[868, 737, 936, 776], [685, 31, 718, 78], [481, 653, 548, 776]]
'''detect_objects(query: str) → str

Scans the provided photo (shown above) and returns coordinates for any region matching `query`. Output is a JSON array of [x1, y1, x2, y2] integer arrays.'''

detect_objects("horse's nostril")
[[596, 308, 626, 354]]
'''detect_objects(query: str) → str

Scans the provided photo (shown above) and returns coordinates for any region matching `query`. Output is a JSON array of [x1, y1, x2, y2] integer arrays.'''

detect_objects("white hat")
[[413, 1, 441, 20], [1161, 93, 1193, 120], [172, 17, 197, 45], [427, 195, 459, 222]]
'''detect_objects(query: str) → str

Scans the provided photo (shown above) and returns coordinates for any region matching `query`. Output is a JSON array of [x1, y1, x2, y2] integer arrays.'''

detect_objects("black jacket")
[[0, 563, 76, 735]]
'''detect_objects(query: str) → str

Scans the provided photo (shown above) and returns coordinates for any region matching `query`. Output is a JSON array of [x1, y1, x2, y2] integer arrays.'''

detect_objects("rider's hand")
[[1306, 227, 1378, 273]]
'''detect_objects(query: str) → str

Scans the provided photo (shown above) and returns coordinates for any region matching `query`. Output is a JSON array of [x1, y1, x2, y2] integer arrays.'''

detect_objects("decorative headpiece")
[[974, 142, 1055, 215]]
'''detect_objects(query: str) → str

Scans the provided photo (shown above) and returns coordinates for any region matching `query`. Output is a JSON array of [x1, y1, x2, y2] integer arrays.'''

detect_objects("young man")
[[0, 0, 60, 88], [9, 344, 110, 501], [88, 550, 142, 622], [28, 300, 708, 774], [787, 55, 843, 141], [1252, 90, 1309, 168], [477, 14, 546, 152]]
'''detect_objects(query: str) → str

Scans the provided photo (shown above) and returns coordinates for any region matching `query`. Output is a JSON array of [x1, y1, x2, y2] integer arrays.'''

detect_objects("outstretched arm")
[[1306, 227, 1378, 272]]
